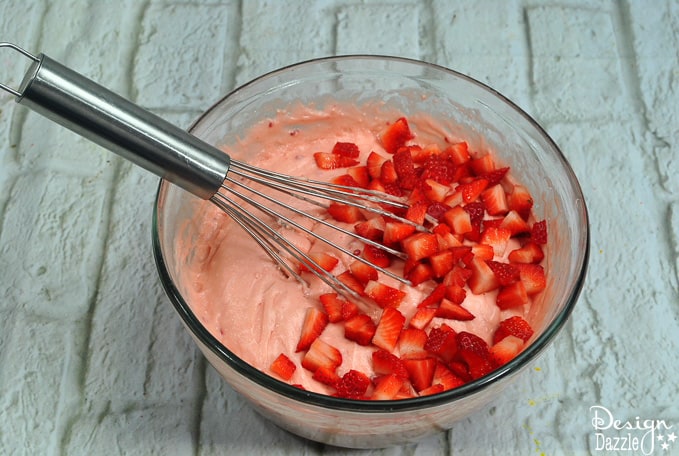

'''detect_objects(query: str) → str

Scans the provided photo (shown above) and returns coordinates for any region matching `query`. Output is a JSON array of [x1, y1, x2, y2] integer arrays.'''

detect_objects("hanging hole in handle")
[[0, 42, 40, 98]]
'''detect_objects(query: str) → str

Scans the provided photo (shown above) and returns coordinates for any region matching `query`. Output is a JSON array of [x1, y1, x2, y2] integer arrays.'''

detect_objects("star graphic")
[[658, 434, 665, 441], [668, 432, 677, 443], [662, 442, 669, 451]]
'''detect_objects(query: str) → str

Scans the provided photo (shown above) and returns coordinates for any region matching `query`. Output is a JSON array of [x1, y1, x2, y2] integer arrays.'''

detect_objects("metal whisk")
[[0, 43, 421, 299]]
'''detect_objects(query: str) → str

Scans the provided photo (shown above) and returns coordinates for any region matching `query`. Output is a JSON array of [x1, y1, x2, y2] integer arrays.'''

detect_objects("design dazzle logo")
[[590, 405, 676, 454]]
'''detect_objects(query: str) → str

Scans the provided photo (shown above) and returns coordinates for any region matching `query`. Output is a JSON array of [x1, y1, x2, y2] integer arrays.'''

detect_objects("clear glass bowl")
[[152, 56, 589, 448]]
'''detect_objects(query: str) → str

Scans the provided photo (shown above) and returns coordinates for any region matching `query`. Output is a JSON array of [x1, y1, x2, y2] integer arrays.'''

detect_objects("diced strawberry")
[[402, 232, 439, 262], [481, 184, 509, 216], [372, 307, 406, 351], [422, 179, 450, 202], [471, 243, 494, 261], [313, 152, 359, 169], [344, 314, 377, 346], [499, 210, 531, 236], [446, 141, 471, 165], [327, 203, 365, 223], [467, 257, 500, 294], [486, 260, 520, 286], [296, 307, 329, 352], [372, 349, 409, 379], [469, 154, 496, 175], [436, 229, 463, 251], [347, 165, 370, 187], [456, 331, 490, 359], [301, 338, 342, 372], [496, 281, 529, 309], [443, 190, 463, 209], [409, 307, 437, 330], [405, 262, 434, 286], [530, 219, 548, 244], [393, 148, 418, 190], [381, 117, 414, 154], [336, 369, 371, 399], [349, 260, 378, 285], [480, 167, 510, 186], [429, 250, 456, 278], [397, 328, 429, 359], [507, 241, 545, 264], [417, 283, 447, 308], [332, 173, 361, 188], [435, 298, 475, 321], [319, 293, 346, 323], [442, 265, 473, 287], [404, 202, 428, 225], [463, 201, 485, 241], [424, 325, 458, 363], [508, 184, 534, 219], [493, 316, 535, 344], [460, 350, 495, 380], [383, 221, 416, 245], [354, 217, 385, 242], [421, 154, 456, 184], [433, 362, 465, 391], [313, 365, 340, 387], [458, 178, 489, 204], [489, 335, 524, 367], [336, 271, 365, 296], [418, 383, 445, 396], [516, 263, 547, 295], [332, 141, 360, 158], [362, 244, 391, 268], [299, 252, 339, 275], [443, 205, 472, 235], [365, 280, 407, 308], [367, 151, 388, 178], [426, 202, 451, 221], [449, 360, 472, 382], [380, 160, 399, 184], [270, 353, 296, 381], [445, 284, 467, 304], [382, 181, 403, 198], [371, 373, 405, 400], [403, 357, 437, 392], [480, 226, 511, 257], [341, 300, 360, 321]]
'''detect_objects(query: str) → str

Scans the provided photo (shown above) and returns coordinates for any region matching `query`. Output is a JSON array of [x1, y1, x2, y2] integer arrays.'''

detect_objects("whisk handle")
[[10, 48, 230, 200]]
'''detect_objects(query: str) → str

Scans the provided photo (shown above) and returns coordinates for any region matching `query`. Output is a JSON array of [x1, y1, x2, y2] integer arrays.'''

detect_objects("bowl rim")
[[151, 54, 590, 412]]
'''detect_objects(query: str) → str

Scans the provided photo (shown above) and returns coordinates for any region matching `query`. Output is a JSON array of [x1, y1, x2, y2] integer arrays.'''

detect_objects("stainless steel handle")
[[1, 43, 229, 199]]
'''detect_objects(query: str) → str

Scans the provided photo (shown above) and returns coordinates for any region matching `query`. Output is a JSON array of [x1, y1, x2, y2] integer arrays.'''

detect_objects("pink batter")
[[177, 103, 528, 395]]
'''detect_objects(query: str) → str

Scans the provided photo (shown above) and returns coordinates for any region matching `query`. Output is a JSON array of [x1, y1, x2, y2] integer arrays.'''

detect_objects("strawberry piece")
[[481, 184, 509, 216], [270, 353, 296, 381], [424, 325, 458, 363], [446, 142, 471, 165], [426, 202, 451, 221], [410, 143, 440, 163], [408, 307, 437, 330], [469, 154, 496, 175], [496, 281, 529, 309], [417, 283, 447, 308], [383, 221, 416, 245], [405, 202, 428, 225], [467, 257, 501, 294], [405, 262, 434, 286], [299, 252, 339, 275], [296, 307, 329, 352], [367, 151, 388, 178], [456, 331, 490, 358], [480, 167, 510, 186], [508, 241, 545, 264], [372, 307, 406, 351], [380, 160, 399, 184], [460, 350, 495, 380], [372, 349, 409, 379], [402, 232, 439, 262], [486, 260, 520, 286], [332, 141, 360, 158], [393, 148, 418, 190], [365, 280, 406, 308], [371, 373, 405, 400], [499, 210, 531, 236], [530, 219, 548, 244], [301, 338, 342, 372], [429, 250, 456, 278], [471, 243, 494, 261], [381, 117, 414, 154], [362, 244, 391, 268], [442, 265, 473, 287], [433, 362, 465, 391], [354, 217, 385, 242], [327, 203, 365, 223], [341, 300, 360, 321], [422, 178, 450, 202], [319, 293, 346, 323], [443, 205, 472, 235], [480, 226, 511, 257], [449, 360, 472, 382], [508, 185, 534, 219], [336, 369, 371, 399], [493, 316, 535, 344], [435, 298, 475, 321], [332, 173, 361, 188], [313, 152, 359, 169], [459, 178, 489, 204], [403, 357, 437, 392], [421, 154, 456, 184], [349, 260, 378, 285], [463, 201, 485, 241], [344, 314, 377, 346], [516, 264, 547, 295], [397, 328, 429, 359], [347, 166, 370, 188], [336, 271, 365, 296], [445, 284, 467, 304], [489, 335, 524, 367], [457, 331, 493, 380], [313, 365, 341, 387], [418, 383, 445, 396]]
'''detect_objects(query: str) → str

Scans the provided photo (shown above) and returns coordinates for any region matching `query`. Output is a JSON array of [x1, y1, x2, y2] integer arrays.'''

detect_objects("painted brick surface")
[[1, 1, 678, 455]]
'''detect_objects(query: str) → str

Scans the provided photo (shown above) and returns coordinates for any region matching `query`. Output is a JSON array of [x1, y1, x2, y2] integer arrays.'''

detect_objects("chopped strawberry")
[[443, 205, 472, 235], [365, 280, 406, 308], [319, 293, 346, 323], [445, 284, 467, 304], [530, 219, 548, 244], [486, 260, 520, 286], [460, 350, 495, 380], [341, 300, 360, 321], [516, 264, 547, 295], [442, 265, 473, 287], [508, 185, 534, 219], [435, 298, 475, 321], [422, 178, 450, 202], [313, 365, 340, 387], [362, 244, 392, 268], [393, 148, 418, 190], [418, 383, 445, 396], [344, 314, 377, 346], [469, 154, 496, 175], [402, 232, 439, 262], [403, 357, 437, 392], [327, 203, 365, 223], [336, 369, 371, 399], [371, 373, 405, 400], [383, 221, 416, 245], [296, 307, 329, 352], [480, 226, 511, 256], [408, 307, 437, 330], [433, 362, 465, 390], [489, 335, 525, 367], [405, 202, 428, 225], [499, 210, 531, 236], [349, 260, 378, 285], [481, 184, 509, 216], [313, 152, 359, 169], [417, 283, 448, 308], [380, 160, 399, 184], [347, 165, 370, 187], [508, 241, 545, 264], [270, 353, 296, 381], [421, 154, 456, 184], [471, 243, 494, 261], [459, 178, 489, 204], [467, 257, 500, 294], [405, 262, 434, 286], [456, 331, 490, 358], [372, 349, 409, 379], [331, 173, 361, 188], [367, 151, 388, 178], [336, 271, 365, 296], [332, 141, 360, 158], [424, 325, 458, 363], [493, 316, 535, 344], [496, 281, 529, 309], [397, 328, 429, 359], [463, 201, 485, 241], [381, 117, 414, 154], [429, 250, 457, 278], [299, 252, 339, 274], [426, 202, 451, 221], [354, 217, 385, 242], [446, 141, 471, 165], [480, 167, 510, 186], [372, 307, 406, 351], [301, 338, 342, 372]]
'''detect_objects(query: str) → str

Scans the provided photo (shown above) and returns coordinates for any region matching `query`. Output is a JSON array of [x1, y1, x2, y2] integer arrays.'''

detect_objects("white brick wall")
[[1, 1, 678, 454]]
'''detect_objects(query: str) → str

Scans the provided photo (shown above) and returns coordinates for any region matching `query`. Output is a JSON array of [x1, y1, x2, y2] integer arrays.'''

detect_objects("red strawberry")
[[372, 307, 406, 351], [456, 331, 490, 358], [424, 325, 458, 363], [433, 362, 465, 390], [426, 202, 451, 221], [530, 219, 548, 244], [471, 243, 494, 261], [362, 244, 391, 268], [380, 160, 399, 184], [393, 148, 418, 190], [508, 184, 534, 219], [435, 298, 475, 321], [397, 328, 429, 359], [408, 307, 437, 330], [469, 154, 496, 175], [480, 226, 511, 257], [327, 203, 365, 223], [443, 205, 472, 235], [456, 332, 493, 380], [354, 217, 385, 242], [442, 265, 473, 287], [467, 257, 500, 294], [429, 250, 457, 278], [516, 264, 547, 295], [422, 178, 450, 202], [313, 365, 340, 386], [383, 221, 416, 245], [481, 184, 509, 216], [372, 349, 409, 379], [493, 316, 535, 344], [381, 117, 414, 154], [403, 357, 437, 392], [313, 152, 359, 169], [402, 232, 439, 262], [270, 353, 296, 381], [367, 151, 388, 178], [299, 252, 339, 275], [446, 141, 470, 165], [301, 338, 342, 372], [336, 271, 365, 296], [344, 314, 377, 346], [319, 293, 346, 323], [332, 173, 361, 188], [405, 262, 434, 286], [460, 350, 495, 380], [463, 201, 485, 241], [508, 241, 545, 264], [332, 141, 360, 158], [417, 283, 448, 308], [336, 369, 371, 399], [418, 383, 445, 396], [445, 284, 466, 304], [459, 178, 489, 204], [480, 167, 510, 186], [496, 281, 529, 309], [489, 335, 524, 367], [347, 166, 370, 187], [365, 280, 406, 308], [349, 260, 378, 285], [486, 260, 520, 286], [405, 202, 429, 225], [499, 210, 531, 236], [296, 307, 329, 352], [371, 373, 405, 400], [341, 300, 360, 321], [421, 154, 455, 184]]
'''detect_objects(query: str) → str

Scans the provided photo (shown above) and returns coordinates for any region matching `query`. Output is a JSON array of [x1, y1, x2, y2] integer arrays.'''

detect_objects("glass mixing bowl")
[[152, 56, 589, 448]]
